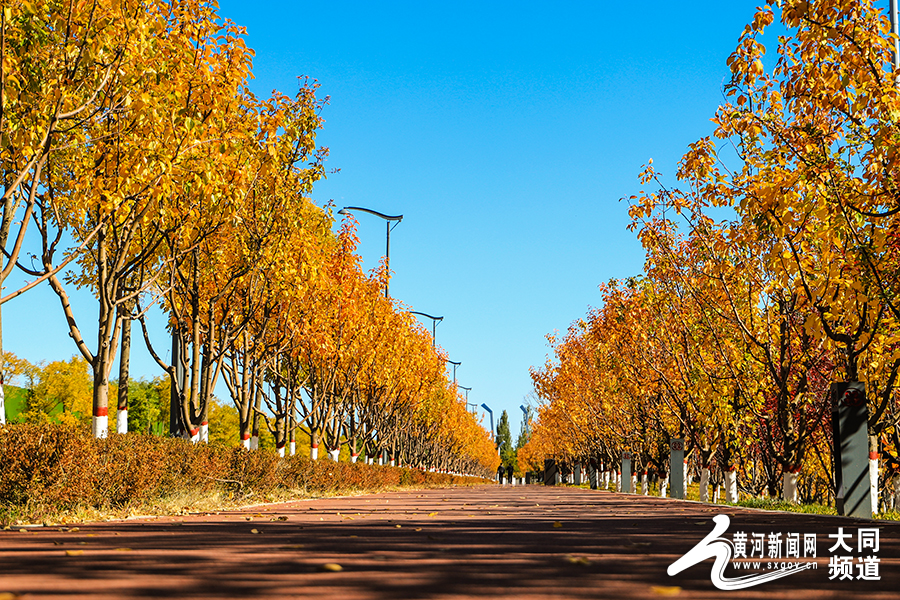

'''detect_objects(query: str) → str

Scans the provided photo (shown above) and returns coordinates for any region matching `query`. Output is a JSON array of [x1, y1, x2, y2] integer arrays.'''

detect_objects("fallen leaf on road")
[[565, 555, 590, 565], [65, 550, 84, 557], [553, 522, 563, 528], [18, 529, 27, 533], [0, 593, 22, 600], [276, 516, 288, 521], [319, 563, 343, 572], [395, 525, 402, 528], [650, 586, 681, 596], [68, 528, 79, 533], [414, 528, 422, 532], [250, 529, 259, 534], [428, 512, 438, 517]]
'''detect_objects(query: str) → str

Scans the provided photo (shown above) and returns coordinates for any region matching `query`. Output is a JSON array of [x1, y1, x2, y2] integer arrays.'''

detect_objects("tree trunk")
[[91, 226, 113, 439], [250, 383, 261, 450], [699, 467, 710, 502], [869, 435, 879, 514], [725, 469, 738, 503], [117, 314, 131, 434], [783, 469, 799, 503], [311, 429, 320, 460], [289, 414, 296, 456]]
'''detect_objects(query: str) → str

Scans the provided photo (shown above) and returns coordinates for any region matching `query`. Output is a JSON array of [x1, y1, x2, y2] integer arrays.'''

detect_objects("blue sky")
[[8, 1, 767, 436]]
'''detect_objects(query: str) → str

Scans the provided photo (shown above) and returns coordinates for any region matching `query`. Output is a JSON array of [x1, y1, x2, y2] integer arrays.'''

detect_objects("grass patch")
[[734, 496, 837, 515]]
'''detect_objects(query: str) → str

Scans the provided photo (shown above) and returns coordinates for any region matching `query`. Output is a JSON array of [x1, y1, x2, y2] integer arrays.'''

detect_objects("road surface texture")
[[1, 485, 899, 599]]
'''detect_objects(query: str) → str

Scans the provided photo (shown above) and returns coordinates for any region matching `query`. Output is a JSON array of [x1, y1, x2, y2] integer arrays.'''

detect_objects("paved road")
[[1, 485, 899, 599]]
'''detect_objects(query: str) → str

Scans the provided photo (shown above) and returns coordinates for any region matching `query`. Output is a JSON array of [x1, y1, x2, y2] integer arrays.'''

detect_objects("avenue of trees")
[[0, 0, 498, 477], [521, 0, 900, 506]]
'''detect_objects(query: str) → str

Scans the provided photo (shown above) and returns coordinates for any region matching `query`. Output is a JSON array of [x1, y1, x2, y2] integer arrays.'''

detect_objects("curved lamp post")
[[410, 311, 443, 348], [458, 385, 471, 403], [446, 359, 461, 385], [481, 403, 494, 442], [459, 385, 475, 413], [520, 404, 531, 435], [337, 206, 403, 298]]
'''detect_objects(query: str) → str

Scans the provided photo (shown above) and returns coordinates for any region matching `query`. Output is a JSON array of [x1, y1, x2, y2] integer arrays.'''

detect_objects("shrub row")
[[0, 424, 487, 523]]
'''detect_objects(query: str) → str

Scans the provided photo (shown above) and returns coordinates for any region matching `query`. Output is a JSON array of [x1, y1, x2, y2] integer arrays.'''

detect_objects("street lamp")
[[337, 206, 403, 298], [520, 404, 531, 435], [410, 311, 443, 348], [481, 403, 494, 442], [446, 359, 461, 385], [458, 385, 471, 404]]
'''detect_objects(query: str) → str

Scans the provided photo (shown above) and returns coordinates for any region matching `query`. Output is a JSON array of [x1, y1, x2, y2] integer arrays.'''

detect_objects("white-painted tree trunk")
[[870, 455, 879, 514], [616, 472, 622, 492], [190, 429, 200, 444], [604, 470, 610, 489], [660, 476, 668, 498], [311, 444, 319, 460], [631, 474, 637, 493], [378, 455, 384, 466], [351, 453, 358, 463], [277, 446, 285, 457], [0, 384, 5, 425], [641, 472, 649, 495], [92, 414, 108, 439], [199, 422, 208, 443], [699, 468, 710, 502], [713, 485, 720, 504], [241, 436, 250, 450], [725, 470, 738, 503], [250, 435, 258, 450], [116, 409, 128, 434], [329, 448, 340, 462], [783, 471, 799, 503], [290, 441, 296, 456], [390, 458, 396, 467]]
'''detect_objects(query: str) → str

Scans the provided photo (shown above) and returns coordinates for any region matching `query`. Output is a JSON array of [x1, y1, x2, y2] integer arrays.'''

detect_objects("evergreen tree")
[[497, 410, 516, 469]]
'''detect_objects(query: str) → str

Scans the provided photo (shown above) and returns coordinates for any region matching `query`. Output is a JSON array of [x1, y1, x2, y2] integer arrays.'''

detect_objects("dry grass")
[[0, 423, 489, 527]]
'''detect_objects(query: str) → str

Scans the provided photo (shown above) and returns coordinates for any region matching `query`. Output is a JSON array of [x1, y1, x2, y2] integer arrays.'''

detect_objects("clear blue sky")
[[7, 1, 766, 437]]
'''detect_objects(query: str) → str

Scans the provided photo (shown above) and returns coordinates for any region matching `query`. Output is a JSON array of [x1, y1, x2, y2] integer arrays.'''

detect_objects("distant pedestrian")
[[507, 464, 514, 485], [497, 464, 504, 484]]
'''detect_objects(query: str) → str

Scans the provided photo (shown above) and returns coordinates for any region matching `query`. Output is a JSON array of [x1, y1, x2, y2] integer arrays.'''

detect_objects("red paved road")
[[1, 485, 899, 599]]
